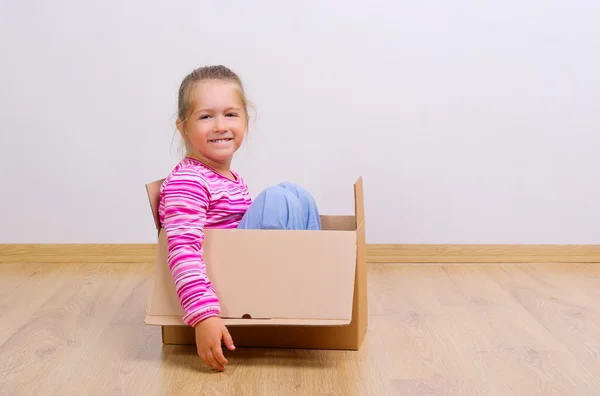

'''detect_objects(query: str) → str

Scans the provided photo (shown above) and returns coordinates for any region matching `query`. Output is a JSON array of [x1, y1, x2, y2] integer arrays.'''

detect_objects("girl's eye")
[[226, 113, 238, 117], [199, 115, 210, 120]]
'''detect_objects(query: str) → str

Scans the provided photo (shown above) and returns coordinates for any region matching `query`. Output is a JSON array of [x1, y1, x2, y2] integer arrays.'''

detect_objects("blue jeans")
[[237, 182, 321, 230]]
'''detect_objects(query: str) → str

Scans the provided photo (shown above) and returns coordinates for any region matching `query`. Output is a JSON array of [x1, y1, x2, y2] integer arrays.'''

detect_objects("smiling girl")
[[159, 65, 321, 371]]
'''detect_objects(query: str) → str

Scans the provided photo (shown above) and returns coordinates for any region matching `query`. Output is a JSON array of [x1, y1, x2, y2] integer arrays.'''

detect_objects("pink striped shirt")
[[158, 157, 252, 327]]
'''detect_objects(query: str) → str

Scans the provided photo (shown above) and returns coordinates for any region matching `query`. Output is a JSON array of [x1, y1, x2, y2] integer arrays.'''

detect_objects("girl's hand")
[[194, 317, 236, 371]]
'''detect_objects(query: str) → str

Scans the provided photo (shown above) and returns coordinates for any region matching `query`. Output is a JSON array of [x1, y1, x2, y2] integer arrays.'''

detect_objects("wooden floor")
[[1, 262, 600, 395]]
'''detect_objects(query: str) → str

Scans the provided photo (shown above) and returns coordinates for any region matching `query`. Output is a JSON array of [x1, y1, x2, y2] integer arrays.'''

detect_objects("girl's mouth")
[[209, 138, 233, 144]]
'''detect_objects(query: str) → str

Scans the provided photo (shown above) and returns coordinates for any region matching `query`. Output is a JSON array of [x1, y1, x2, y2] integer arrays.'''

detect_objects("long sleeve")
[[160, 172, 220, 327]]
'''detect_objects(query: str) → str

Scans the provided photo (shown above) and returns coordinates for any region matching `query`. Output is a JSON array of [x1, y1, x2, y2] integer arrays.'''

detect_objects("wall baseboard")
[[1, 243, 599, 264], [368, 244, 600, 263], [0, 244, 156, 264]]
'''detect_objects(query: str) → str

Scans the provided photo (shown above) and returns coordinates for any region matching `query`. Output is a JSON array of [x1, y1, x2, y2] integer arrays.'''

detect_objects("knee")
[[260, 185, 301, 208], [253, 185, 304, 229], [273, 182, 321, 229], [276, 182, 315, 201]]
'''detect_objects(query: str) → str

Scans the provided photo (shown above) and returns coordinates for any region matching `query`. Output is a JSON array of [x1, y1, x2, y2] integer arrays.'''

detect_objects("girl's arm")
[[161, 172, 220, 327]]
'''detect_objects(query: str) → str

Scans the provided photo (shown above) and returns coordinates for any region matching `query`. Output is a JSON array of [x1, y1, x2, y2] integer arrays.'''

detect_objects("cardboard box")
[[144, 176, 367, 350]]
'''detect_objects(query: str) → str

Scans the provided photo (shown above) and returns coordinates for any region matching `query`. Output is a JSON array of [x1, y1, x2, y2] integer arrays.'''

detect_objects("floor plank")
[[1, 262, 600, 395], [0, 263, 75, 346]]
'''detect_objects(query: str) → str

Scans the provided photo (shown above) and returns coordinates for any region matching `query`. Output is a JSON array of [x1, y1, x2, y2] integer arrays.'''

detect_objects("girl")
[[158, 65, 321, 371]]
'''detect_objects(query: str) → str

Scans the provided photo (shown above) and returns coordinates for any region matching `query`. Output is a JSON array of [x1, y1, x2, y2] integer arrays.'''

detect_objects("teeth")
[[211, 138, 231, 143]]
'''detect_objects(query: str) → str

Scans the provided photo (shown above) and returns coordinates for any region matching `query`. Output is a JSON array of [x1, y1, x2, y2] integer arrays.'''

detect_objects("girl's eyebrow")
[[192, 106, 242, 114]]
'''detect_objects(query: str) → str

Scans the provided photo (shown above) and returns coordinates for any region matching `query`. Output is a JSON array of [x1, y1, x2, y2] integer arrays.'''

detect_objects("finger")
[[206, 349, 224, 371], [199, 351, 211, 369], [222, 327, 236, 350], [213, 345, 228, 367]]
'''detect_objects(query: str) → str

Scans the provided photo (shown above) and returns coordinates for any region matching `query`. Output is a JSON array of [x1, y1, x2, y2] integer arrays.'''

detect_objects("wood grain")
[[2, 261, 600, 395], [2, 243, 600, 264]]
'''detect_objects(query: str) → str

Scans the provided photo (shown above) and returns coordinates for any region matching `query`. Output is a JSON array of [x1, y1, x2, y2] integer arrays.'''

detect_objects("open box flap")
[[144, 177, 364, 327], [145, 178, 165, 233], [353, 176, 364, 230]]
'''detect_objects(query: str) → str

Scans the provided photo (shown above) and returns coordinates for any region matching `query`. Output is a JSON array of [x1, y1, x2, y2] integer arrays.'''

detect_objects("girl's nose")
[[214, 116, 226, 131]]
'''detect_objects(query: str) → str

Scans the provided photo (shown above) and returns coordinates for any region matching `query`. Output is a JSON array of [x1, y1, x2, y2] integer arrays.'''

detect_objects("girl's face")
[[178, 79, 247, 166]]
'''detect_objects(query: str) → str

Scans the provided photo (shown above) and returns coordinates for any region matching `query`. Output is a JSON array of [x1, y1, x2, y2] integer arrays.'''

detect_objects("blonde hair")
[[177, 65, 252, 125]]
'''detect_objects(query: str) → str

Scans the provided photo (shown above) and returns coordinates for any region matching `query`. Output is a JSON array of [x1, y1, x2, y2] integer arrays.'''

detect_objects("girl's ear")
[[176, 119, 190, 148], [176, 118, 185, 135]]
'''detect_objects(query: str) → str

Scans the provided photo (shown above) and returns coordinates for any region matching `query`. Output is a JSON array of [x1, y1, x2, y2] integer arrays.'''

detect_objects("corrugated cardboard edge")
[[350, 176, 368, 348], [146, 315, 350, 326]]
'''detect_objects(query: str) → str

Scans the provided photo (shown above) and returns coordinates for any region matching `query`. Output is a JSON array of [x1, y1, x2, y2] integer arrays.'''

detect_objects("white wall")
[[1, 0, 598, 244]]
